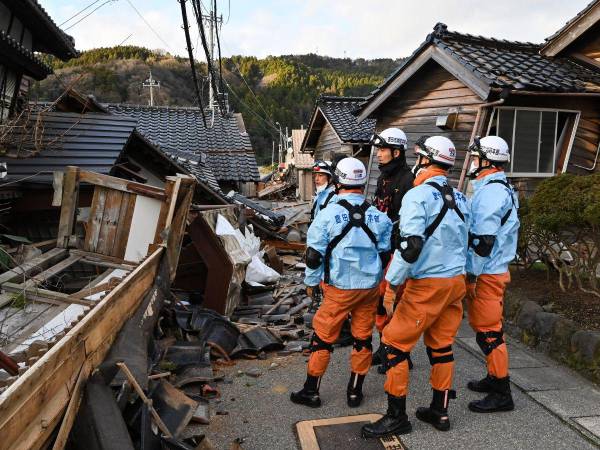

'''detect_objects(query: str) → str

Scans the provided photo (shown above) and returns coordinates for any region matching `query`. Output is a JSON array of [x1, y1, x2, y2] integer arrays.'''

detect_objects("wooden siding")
[[313, 122, 342, 161], [369, 61, 484, 188]]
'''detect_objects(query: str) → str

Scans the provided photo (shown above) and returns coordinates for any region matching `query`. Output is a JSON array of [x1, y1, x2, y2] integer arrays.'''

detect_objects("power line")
[[223, 79, 278, 137], [125, 0, 174, 52], [59, 0, 102, 26], [63, 0, 117, 31]]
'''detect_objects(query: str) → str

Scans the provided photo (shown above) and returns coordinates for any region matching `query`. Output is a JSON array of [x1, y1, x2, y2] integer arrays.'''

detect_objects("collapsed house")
[[355, 6, 600, 193]]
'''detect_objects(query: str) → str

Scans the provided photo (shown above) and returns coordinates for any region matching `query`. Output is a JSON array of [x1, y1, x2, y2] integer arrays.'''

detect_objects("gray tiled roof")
[[105, 104, 260, 182], [362, 22, 600, 110], [159, 146, 222, 192], [317, 96, 375, 143], [0, 112, 137, 184]]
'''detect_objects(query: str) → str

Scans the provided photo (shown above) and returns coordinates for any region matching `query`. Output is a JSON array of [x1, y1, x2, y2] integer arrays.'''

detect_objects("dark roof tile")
[[316, 95, 375, 143]]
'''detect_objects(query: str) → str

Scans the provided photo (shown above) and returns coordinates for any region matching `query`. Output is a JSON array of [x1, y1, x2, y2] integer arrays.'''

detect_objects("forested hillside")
[[32, 46, 403, 163]]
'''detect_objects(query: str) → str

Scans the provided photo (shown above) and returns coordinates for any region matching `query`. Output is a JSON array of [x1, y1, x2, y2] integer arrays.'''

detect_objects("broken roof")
[[541, 0, 600, 56], [358, 23, 600, 120], [291, 129, 312, 169], [302, 95, 376, 152], [0, 111, 219, 191], [105, 104, 260, 183], [3, 0, 77, 60]]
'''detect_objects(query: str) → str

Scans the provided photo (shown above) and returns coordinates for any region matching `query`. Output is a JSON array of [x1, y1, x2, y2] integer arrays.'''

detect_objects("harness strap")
[[309, 333, 334, 353], [475, 330, 504, 356], [486, 179, 516, 226], [323, 199, 378, 284], [382, 345, 410, 372], [320, 191, 335, 210], [352, 335, 373, 353], [426, 345, 454, 365], [424, 182, 465, 238]]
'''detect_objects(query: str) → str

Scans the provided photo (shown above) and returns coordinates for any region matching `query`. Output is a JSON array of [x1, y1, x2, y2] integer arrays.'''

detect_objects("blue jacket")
[[386, 175, 470, 286], [466, 171, 519, 276], [310, 185, 337, 221], [304, 193, 392, 289]]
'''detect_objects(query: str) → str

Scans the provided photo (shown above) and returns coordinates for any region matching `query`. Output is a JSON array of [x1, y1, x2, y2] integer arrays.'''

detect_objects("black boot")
[[290, 375, 321, 408], [416, 389, 456, 431], [467, 374, 494, 393], [468, 376, 514, 413], [361, 394, 412, 438], [347, 373, 365, 407]]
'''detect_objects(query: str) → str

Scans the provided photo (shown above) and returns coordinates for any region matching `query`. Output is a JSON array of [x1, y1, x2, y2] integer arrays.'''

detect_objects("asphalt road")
[[194, 326, 598, 450]]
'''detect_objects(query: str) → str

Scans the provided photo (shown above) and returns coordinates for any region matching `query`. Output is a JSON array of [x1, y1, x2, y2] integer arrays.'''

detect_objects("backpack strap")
[[323, 199, 378, 284], [423, 182, 465, 239], [320, 190, 336, 211], [486, 179, 515, 226]]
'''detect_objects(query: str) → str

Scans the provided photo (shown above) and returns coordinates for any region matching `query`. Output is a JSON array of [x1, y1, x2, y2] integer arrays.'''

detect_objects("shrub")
[[519, 173, 600, 297]]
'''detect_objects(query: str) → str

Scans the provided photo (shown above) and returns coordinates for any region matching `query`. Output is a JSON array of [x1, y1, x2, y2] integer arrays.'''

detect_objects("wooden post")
[[56, 167, 80, 248]]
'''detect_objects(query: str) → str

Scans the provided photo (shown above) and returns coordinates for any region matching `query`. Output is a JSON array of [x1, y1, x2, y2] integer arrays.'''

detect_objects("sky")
[[43, 0, 591, 60]]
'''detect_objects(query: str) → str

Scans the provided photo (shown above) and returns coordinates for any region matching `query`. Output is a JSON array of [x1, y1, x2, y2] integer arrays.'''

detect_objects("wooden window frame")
[[487, 106, 581, 177]]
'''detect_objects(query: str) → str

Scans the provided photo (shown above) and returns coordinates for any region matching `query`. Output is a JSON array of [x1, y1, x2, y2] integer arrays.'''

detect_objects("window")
[[487, 107, 579, 176], [0, 65, 19, 122]]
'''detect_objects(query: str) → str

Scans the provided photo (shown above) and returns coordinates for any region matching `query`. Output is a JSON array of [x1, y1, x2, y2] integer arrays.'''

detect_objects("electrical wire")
[[223, 79, 278, 137], [63, 0, 117, 31], [0, 171, 53, 187], [213, 0, 224, 96], [58, 0, 102, 26], [125, 0, 174, 52], [178, 0, 206, 126]]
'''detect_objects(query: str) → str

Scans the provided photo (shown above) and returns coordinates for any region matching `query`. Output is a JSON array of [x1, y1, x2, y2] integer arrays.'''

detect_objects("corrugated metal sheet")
[[0, 112, 136, 184]]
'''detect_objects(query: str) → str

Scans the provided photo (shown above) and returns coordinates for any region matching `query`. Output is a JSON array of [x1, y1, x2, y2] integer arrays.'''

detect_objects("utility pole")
[[202, 3, 224, 110], [142, 70, 160, 106]]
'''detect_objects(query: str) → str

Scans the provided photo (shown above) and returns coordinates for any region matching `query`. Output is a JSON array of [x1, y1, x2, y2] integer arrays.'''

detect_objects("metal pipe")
[[457, 98, 505, 191], [573, 140, 600, 172]]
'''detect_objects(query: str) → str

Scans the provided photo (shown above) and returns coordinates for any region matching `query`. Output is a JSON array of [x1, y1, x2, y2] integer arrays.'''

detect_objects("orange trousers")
[[375, 262, 404, 332], [382, 276, 465, 397], [307, 284, 379, 377], [467, 272, 510, 378]]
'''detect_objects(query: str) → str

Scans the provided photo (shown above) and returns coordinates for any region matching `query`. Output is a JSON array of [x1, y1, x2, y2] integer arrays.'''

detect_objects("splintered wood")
[[0, 167, 196, 450]]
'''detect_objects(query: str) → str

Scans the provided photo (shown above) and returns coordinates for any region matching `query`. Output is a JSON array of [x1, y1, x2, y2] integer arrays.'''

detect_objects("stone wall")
[[504, 289, 600, 384]]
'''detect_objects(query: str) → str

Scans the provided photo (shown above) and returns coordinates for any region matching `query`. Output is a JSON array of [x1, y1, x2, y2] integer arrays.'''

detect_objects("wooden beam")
[[56, 167, 80, 249], [541, 4, 600, 57], [20, 255, 82, 289], [78, 170, 166, 201], [0, 248, 68, 285], [52, 172, 64, 207], [51, 362, 91, 450], [69, 277, 122, 300], [0, 247, 163, 450], [1, 283, 91, 307], [69, 249, 137, 267], [263, 240, 306, 252]]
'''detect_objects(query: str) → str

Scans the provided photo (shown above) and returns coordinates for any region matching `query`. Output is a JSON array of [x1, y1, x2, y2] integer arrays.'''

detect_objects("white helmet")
[[369, 127, 407, 150], [470, 135, 510, 163], [334, 157, 367, 187], [415, 135, 456, 167], [313, 160, 333, 177]]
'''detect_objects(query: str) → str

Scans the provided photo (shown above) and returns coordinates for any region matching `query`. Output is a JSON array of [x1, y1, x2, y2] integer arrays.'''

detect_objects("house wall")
[[503, 95, 600, 177], [314, 122, 342, 161], [369, 61, 485, 189], [297, 169, 314, 201]]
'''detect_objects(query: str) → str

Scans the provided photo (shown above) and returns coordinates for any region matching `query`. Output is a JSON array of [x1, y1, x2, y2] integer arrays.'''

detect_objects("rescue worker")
[[362, 136, 469, 438], [465, 135, 519, 413], [369, 128, 415, 369], [290, 157, 392, 408], [310, 160, 336, 222]]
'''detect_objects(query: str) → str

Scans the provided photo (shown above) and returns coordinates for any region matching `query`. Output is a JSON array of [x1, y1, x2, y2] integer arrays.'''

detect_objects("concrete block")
[[549, 317, 577, 359], [516, 301, 543, 331], [574, 416, 600, 441], [571, 330, 600, 363], [510, 366, 586, 391], [533, 312, 560, 340], [529, 389, 600, 418]]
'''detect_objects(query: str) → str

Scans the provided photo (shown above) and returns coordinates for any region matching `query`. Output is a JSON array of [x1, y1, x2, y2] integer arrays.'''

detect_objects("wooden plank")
[[166, 181, 195, 279], [1, 283, 90, 307], [69, 277, 122, 300], [0, 248, 163, 450], [154, 178, 179, 244], [51, 361, 91, 450], [51, 172, 64, 207], [56, 167, 80, 249], [263, 240, 306, 252], [69, 249, 137, 267], [84, 187, 107, 253], [0, 248, 68, 285], [96, 189, 123, 255], [112, 193, 136, 258], [20, 255, 82, 289], [78, 171, 166, 201]]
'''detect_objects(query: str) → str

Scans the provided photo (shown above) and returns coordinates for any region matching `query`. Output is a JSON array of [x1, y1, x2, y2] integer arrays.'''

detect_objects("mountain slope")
[[32, 47, 403, 163]]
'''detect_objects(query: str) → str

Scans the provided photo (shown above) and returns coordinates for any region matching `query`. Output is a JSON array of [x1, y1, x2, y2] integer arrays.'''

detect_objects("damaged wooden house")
[[355, 4, 600, 193]]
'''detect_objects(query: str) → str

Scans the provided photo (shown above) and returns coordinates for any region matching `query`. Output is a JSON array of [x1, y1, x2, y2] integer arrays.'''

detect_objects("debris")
[[269, 363, 279, 370], [244, 368, 262, 378], [191, 401, 211, 424]]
